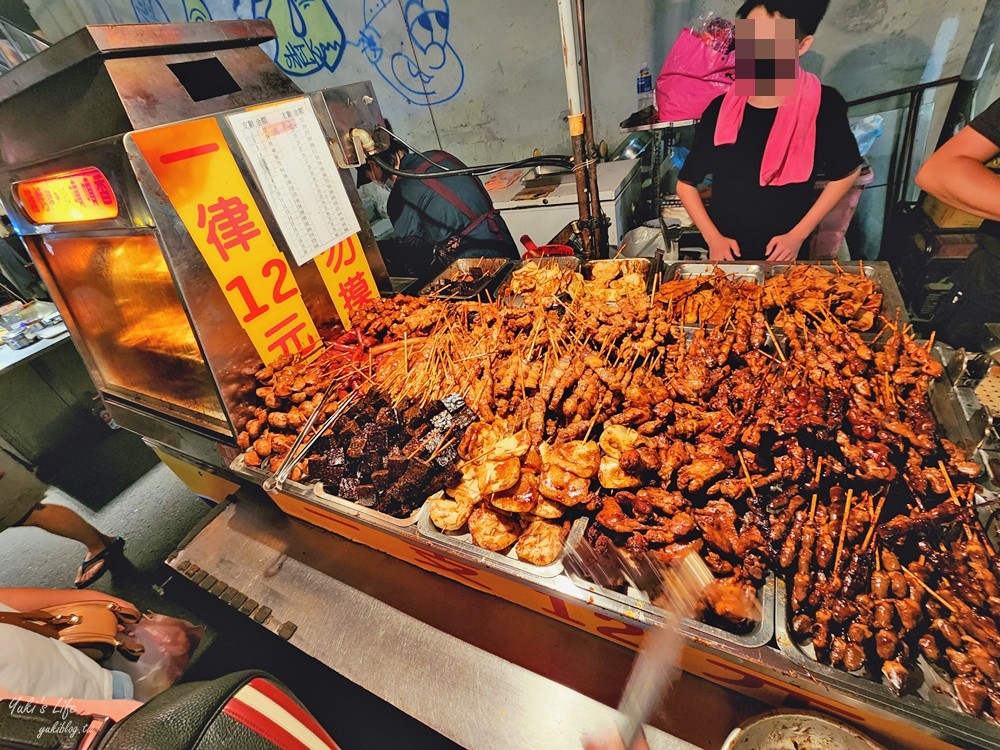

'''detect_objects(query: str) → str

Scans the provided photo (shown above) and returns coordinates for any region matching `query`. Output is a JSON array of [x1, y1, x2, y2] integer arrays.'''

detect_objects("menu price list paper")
[[228, 98, 361, 267]]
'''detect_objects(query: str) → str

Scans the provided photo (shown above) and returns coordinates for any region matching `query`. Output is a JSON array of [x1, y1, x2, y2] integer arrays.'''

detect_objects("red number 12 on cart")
[[130, 118, 321, 364]]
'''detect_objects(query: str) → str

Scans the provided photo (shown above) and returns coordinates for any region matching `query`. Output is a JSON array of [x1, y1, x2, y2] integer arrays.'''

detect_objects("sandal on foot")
[[75, 536, 125, 589]]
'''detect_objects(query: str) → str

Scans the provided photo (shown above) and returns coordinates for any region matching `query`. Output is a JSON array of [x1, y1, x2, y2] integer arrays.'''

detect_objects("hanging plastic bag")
[[656, 13, 736, 123], [105, 612, 205, 702], [850, 114, 884, 157]]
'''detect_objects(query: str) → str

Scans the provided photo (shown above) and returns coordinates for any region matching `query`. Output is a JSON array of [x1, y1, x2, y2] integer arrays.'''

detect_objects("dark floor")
[[0, 429, 458, 749]]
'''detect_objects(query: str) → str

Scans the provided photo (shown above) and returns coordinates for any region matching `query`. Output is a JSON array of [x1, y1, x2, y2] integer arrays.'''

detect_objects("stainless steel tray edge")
[[665, 262, 766, 285], [773, 578, 1000, 750], [230, 456, 420, 527], [768, 261, 910, 331], [567, 571, 776, 649], [416, 502, 587, 579], [660, 261, 909, 336], [495, 257, 582, 304], [581, 258, 652, 279], [418, 258, 513, 301]]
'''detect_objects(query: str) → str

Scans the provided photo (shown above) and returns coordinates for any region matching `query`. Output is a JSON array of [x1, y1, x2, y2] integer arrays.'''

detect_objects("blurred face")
[[735, 8, 813, 97]]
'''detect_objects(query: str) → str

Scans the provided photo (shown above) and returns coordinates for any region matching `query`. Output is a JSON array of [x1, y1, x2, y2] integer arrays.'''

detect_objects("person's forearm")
[[676, 181, 722, 240], [916, 156, 1000, 222], [790, 167, 861, 240]]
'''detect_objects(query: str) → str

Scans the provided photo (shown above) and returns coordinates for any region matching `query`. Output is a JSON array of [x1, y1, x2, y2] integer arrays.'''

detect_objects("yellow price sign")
[[131, 118, 321, 365], [314, 234, 379, 329]]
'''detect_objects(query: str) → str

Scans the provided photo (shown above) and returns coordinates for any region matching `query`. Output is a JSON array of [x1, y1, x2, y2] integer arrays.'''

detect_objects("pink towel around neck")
[[714, 69, 822, 187]]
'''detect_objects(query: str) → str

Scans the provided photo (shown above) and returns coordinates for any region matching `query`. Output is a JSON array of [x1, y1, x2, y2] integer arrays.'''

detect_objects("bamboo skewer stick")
[[937, 460, 961, 505], [862, 495, 887, 550], [738, 450, 757, 498], [763, 316, 786, 362], [583, 408, 602, 443], [903, 567, 955, 613], [833, 488, 854, 574]]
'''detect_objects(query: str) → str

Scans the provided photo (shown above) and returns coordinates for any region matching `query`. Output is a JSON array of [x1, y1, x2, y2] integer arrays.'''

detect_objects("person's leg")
[[20, 503, 120, 586]]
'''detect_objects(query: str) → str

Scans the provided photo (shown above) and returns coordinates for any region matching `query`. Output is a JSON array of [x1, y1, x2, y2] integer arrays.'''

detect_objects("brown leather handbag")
[[0, 600, 144, 661]]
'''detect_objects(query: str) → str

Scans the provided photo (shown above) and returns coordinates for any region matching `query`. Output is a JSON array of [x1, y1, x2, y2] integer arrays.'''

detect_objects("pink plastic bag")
[[105, 612, 205, 701], [656, 28, 736, 122]]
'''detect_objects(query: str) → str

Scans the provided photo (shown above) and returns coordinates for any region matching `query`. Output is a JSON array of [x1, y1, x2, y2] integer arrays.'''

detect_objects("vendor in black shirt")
[[677, 1, 862, 261], [916, 98, 1000, 350]]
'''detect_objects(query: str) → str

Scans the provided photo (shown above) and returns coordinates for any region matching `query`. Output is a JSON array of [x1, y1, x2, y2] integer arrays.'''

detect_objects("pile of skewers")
[[234, 263, 998, 719]]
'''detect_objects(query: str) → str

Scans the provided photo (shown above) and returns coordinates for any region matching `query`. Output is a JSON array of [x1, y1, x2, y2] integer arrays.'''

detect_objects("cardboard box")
[[921, 193, 984, 230]]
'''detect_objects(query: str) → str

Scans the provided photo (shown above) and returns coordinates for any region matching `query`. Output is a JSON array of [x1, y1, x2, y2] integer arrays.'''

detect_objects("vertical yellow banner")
[[131, 118, 321, 365], [314, 234, 379, 329]]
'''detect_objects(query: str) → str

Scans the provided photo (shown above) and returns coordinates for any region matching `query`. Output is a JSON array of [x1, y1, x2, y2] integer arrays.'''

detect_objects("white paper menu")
[[227, 97, 361, 266]]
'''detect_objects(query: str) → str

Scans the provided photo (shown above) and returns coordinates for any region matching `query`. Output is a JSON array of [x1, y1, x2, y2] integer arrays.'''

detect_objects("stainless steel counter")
[[0, 331, 99, 464], [0, 330, 69, 373], [168, 489, 765, 750]]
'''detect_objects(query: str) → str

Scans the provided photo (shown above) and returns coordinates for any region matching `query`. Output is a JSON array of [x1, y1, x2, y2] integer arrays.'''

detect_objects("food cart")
[[0, 21, 998, 750]]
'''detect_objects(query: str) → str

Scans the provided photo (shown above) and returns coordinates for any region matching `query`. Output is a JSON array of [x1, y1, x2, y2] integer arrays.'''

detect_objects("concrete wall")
[[23, 0, 682, 164], [20, 0, 997, 259], [24, 0, 987, 165]]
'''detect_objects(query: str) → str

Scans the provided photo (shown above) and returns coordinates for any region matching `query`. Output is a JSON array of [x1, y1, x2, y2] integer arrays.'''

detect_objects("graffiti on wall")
[[253, 0, 463, 104], [253, 0, 347, 76], [184, 0, 213, 21], [131, 0, 464, 105], [131, 0, 170, 23], [358, 0, 464, 105]]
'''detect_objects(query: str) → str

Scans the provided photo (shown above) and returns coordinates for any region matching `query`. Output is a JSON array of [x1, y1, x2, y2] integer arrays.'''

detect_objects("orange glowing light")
[[14, 167, 119, 224]]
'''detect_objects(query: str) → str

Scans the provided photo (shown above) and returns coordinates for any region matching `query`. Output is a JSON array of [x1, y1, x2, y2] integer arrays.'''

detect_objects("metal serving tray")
[[418, 258, 512, 301], [767, 261, 877, 280], [581, 258, 651, 280], [416, 503, 587, 579], [767, 261, 910, 330], [567, 570, 775, 649], [509, 256, 582, 273], [230, 455, 420, 527], [664, 262, 766, 285], [774, 578, 1000, 748], [495, 256, 582, 305], [660, 261, 908, 341]]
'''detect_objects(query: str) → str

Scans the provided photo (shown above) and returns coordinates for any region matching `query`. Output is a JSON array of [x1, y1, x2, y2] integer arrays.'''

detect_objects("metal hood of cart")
[[0, 21, 391, 448]]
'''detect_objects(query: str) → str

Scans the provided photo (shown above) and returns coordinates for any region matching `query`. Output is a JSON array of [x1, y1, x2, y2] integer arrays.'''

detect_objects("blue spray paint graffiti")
[[252, 0, 346, 77], [185, 0, 213, 21], [132, 0, 170, 22], [153, 0, 464, 106], [359, 0, 464, 105]]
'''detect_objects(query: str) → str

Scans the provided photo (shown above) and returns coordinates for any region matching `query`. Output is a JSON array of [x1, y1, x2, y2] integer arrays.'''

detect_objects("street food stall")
[[0, 20, 999, 750]]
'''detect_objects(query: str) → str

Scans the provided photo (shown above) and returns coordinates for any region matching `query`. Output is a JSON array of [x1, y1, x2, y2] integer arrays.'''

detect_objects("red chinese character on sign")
[[325, 240, 356, 273], [337, 271, 375, 312], [264, 312, 318, 357], [197, 196, 261, 261]]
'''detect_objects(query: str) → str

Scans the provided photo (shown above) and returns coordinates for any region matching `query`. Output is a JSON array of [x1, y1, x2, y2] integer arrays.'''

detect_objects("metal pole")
[[557, 0, 583, 117], [574, 0, 606, 258], [557, 0, 593, 259]]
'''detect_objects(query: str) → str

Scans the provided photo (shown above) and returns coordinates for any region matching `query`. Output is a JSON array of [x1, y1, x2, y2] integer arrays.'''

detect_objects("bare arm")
[[793, 167, 861, 239], [915, 126, 1000, 221], [766, 167, 861, 261], [676, 181, 741, 259]]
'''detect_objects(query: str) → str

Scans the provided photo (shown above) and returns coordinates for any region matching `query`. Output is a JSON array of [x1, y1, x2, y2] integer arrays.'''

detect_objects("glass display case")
[[37, 233, 225, 429]]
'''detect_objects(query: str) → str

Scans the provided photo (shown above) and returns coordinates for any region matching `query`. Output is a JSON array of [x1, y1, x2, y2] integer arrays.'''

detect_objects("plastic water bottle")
[[637, 61, 654, 111]]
